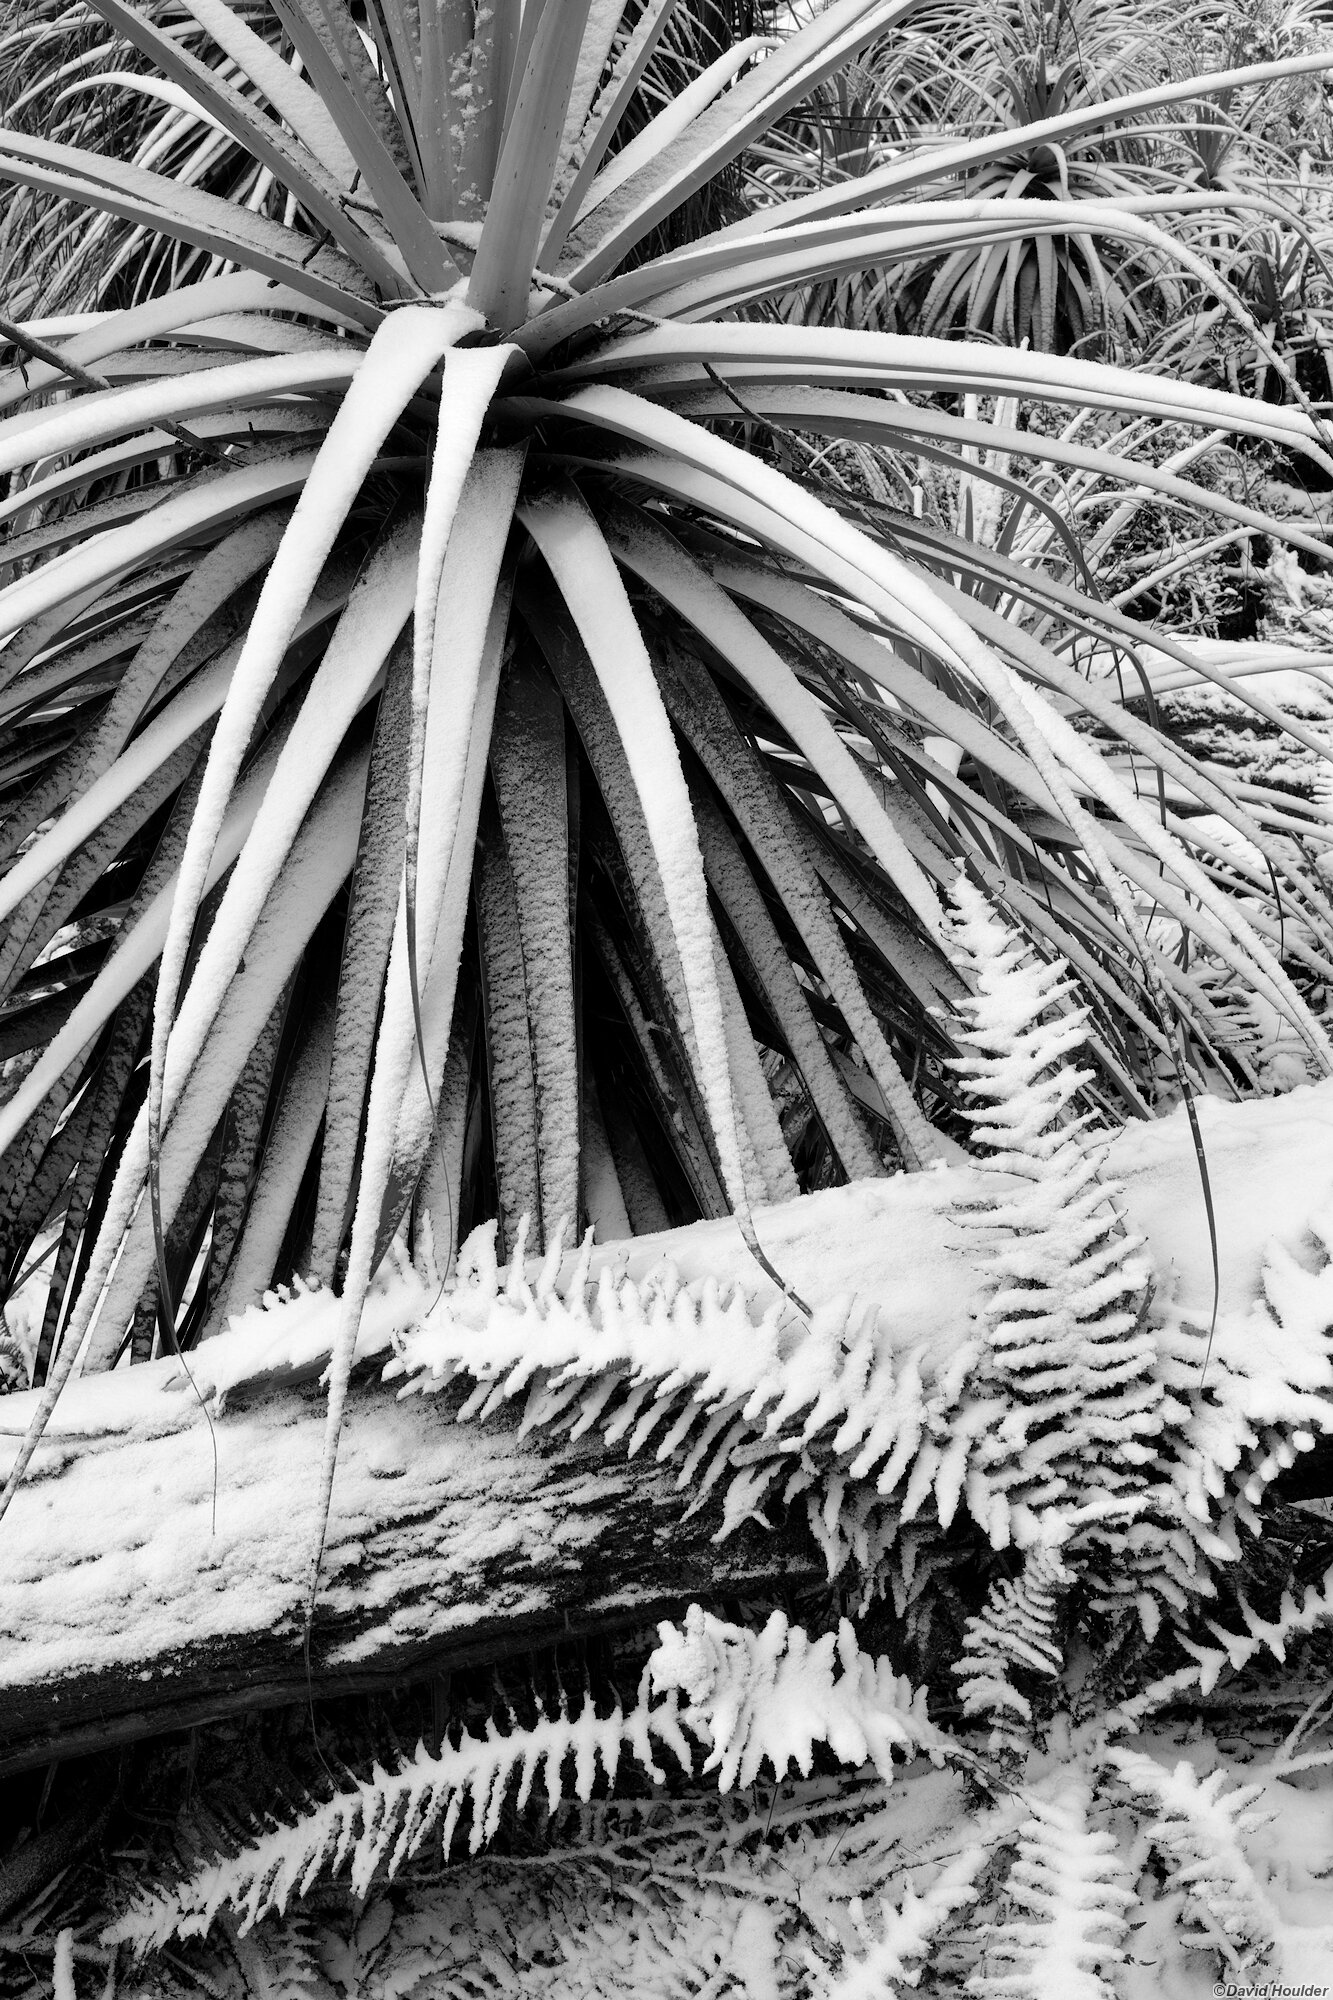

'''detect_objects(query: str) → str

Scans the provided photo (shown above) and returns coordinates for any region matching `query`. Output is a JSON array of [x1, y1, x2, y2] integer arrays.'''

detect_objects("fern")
[[108, 1694, 696, 1946], [379, 1213, 987, 1586], [968, 1774, 1134, 2000], [1104, 1750, 1279, 1974], [108, 1611, 941, 1947], [1155, 1197, 1333, 1559], [225, 1912, 336, 2000], [1172, 1562, 1333, 1701], [955, 1538, 1074, 1753], [97, 1722, 1333, 1996], [647, 1605, 947, 1793], [942, 877, 1165, 1567], [821, 1827, 1003, 1996]]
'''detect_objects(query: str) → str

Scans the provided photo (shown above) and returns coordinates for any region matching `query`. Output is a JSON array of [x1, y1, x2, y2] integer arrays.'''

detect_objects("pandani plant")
[[3, 0, 1333, 1624], [763, 0, 1333, 376]]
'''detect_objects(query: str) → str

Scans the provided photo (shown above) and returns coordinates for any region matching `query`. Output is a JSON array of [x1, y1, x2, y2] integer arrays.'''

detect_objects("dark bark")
[[0, 1359, 822, 1779]]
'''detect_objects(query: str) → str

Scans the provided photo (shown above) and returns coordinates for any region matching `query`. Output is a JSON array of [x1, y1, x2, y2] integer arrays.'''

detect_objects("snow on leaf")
[[647, 1604, 945, 1791]]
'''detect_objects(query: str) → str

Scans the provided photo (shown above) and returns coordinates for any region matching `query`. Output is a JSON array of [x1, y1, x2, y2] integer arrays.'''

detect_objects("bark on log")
[[0, 1357, 822, 1779]]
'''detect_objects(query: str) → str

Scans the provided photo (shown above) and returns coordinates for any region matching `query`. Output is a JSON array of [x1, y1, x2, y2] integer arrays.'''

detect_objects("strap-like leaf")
[[137, 527, 418, 1200], [269, 0, 457, 294], [574, 33, 774, 224], [312, 445, 522, 1605], [548, 324, 1333, 473], [693, 788, 878, 1183], [80, 753, 369, 1369], [517, 573, 730, 1218], [0, 511, 289, 867], [489, 651, 580, 1243], [85, 0, 408, 292], [143, 306, 478, 1290], [0, 130, 381, 325], [28, 977, 154, 1385], [520, 481, 752, 1213], [558, 0, 921, 287], [0, 347, 355, 473], [469, 0, 594, 329], [538, 0, 678, 270], [0, 274, 347, 414], [476, 784, 542, 1252], [0, 738, 281, 1167], [175, 0, 360, 186], [202, 985, 291, 1312], [308, 638, 412, 1283], [710, 925, 796, 1207], [207, 998, 337, 1332], [0, 539, 351, 926], [606, 511, 945, 941], [0, 453, 319, 696]]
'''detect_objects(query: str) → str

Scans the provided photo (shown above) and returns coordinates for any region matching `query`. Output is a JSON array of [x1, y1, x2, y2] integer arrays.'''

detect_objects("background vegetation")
[[3, 0, 1333, 1991]]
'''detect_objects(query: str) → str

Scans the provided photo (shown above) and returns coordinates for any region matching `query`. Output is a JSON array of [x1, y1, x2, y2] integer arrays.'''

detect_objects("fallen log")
[[2, 1078, 1331, 1778], [0, 1357, 824, 1779]]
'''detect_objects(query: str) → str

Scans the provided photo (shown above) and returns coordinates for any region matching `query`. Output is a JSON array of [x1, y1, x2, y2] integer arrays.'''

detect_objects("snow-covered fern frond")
[[384, 1214, 995, 1584], [1104, 1749, 1278, 1973], [648, 1605, 948, 1792], [1158, 1562, 1333, 1711], [969, 1774, 1134, 2000], [108, 1611, 942, 1949], [184, 1212, 978, 1582], [1156, 1197, 1333, 1565], [108, 1689, 697, 1948], [821, 1826, 1004, 1997], [227, 1911, 336, 2000], [943, 877, 1165, 1565], [955, 1538, 1074, 1752]]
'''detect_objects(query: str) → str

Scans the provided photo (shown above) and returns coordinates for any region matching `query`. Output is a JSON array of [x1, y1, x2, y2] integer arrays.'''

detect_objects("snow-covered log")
[[0, 1359, 825, 1780], [3, 1079, 1333, 1778]]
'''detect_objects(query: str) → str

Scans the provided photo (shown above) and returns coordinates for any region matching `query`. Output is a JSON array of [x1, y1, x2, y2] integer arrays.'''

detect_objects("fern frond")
[[379, 1212, 984, 1579], [944, 877, 1165, 1563], [1103, 1750, 1278, 1973], [226, 1911, 336, 2000], [1177, 1562, 1333, 1694], [108, 1610, 941, 1950], [822, 1827, 1001, 1996], [1157, 1198, 1333, 1554], [107, 1689, 697, 1948], [955, 1538, 1074, 1753], [647, 1605, 947, 1792], [969, 1774, 1134, 2000]]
